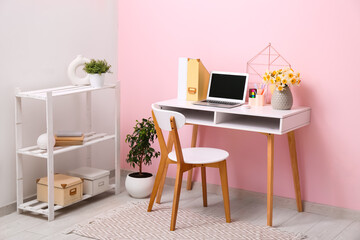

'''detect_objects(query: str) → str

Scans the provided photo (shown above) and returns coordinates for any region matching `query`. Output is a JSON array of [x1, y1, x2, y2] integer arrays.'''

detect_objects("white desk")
[[155, 99, 311, 226]]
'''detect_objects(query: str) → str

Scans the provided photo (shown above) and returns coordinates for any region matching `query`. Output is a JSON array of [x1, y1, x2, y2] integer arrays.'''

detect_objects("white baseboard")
[[2, 169, 360, 222]]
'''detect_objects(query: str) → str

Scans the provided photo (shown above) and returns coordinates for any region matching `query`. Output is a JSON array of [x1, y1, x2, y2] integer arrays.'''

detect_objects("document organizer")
[[186, 59, 210, 101]]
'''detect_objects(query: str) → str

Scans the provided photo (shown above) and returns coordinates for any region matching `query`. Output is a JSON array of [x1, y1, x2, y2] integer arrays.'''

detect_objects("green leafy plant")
[[83, 59, 112, 75], [125, 117, 160, 175]]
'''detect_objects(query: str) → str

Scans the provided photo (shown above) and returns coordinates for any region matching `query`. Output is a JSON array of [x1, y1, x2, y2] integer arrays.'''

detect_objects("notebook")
[[192, 71, 249, 108]]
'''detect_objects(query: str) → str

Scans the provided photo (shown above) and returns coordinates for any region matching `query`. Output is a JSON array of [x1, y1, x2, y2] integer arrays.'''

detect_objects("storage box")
[[37, 174, 83, 206], [186, 59, 210, 101], [67, 167, 110, 196]]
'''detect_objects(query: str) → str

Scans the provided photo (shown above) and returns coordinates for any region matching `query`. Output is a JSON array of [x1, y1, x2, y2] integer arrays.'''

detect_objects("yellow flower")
[[263, 68, 301, 89]]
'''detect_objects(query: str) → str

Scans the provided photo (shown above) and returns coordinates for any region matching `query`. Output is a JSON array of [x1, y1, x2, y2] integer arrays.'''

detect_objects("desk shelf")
[[215, 113, 280, 134], [161, 106, 215, 126]]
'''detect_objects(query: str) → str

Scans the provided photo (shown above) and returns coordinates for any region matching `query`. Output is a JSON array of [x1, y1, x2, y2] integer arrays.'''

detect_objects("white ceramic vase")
[[271, 86, 293, 110], [125, 172, 154, 198], [89, 74, 105, 88], [67, 55, 91, 86]]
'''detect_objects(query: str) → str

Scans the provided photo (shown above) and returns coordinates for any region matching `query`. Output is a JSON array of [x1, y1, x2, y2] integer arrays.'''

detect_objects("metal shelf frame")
[[15, 83, 120, 221]]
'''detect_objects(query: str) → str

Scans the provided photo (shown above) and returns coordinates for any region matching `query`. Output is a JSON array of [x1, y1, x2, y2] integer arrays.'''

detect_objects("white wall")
[[0, 0, 118, 208]]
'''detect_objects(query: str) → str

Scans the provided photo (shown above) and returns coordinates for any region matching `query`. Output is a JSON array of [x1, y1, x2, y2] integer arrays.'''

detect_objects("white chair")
[[147, 104, 231, 231]]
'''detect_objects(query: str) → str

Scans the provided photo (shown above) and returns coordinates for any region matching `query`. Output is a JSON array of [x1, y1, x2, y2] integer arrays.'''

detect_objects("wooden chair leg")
[[186, 125, 198, 190], [170, 167, 184, 231], [201, 166, 207, 207], [156, 161, 169, 204], [218, 161, 231, 223], [148, 156, 167, 212]]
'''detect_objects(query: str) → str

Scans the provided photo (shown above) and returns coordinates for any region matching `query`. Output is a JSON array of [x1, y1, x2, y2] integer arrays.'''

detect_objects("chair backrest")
[[152, 104, 186, 165], [151, 104, 186, 131]]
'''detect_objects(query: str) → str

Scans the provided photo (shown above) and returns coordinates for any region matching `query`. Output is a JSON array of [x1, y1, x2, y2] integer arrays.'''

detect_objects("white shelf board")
[[18, 134, 115, 158], [18, 184, 115, 216], [215, 119, 281, 134], [16, 84, 116, 100]]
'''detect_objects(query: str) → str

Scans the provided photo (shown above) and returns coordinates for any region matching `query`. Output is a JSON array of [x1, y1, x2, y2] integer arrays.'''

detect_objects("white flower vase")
[[89, 74, 105, 88], [271, 86, 293, 110]]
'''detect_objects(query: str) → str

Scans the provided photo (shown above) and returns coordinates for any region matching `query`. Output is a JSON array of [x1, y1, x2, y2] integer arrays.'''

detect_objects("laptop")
[[193, 71, 249, 108]]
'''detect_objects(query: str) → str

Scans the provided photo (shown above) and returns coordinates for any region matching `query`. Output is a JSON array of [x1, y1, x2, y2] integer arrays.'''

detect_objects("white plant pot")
[[89, 74, 105, 88], [125, 172, 154, 198]]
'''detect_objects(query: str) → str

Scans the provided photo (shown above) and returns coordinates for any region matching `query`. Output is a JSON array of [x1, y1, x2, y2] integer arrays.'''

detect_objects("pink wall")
[[118, 0, 360, 211]]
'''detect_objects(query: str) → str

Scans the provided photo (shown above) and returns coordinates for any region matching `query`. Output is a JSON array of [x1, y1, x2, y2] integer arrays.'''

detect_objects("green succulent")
[[83, 59, 112, 74]]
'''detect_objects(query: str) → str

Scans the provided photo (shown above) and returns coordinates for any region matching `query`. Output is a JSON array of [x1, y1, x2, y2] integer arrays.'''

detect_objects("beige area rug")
[[69, 201, 307, 240]]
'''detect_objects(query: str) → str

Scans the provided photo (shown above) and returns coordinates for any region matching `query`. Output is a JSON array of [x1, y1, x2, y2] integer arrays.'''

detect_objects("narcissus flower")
[[262, 67, 301, 91]]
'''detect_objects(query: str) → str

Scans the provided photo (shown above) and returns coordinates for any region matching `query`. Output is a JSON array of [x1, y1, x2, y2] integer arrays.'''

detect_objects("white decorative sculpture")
[[67, 55, 91, 85], [37, 133, 55, 150]]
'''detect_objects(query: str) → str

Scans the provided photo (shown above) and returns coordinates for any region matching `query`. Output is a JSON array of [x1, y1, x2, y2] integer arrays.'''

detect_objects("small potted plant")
[[83, 59, 112, 88], [125, 117, 160, 198]]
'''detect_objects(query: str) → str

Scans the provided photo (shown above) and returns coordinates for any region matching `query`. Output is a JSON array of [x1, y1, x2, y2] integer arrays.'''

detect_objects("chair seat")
[[168, 147, 229, 164]]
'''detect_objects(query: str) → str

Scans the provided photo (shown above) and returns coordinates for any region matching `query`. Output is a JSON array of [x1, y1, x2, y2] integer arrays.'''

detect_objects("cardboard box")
[[68, 167, 110, 196], [37, 174, 83, 206]]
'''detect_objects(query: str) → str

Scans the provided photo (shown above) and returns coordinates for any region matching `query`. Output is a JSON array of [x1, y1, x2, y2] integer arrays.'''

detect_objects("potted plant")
[[125, 117, 160, 198], [263, 67, 301, 110], [83, 59, 112, 88]]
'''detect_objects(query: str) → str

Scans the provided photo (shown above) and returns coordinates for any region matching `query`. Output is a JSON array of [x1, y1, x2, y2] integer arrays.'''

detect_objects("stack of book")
[[55, 132, 84, 146]]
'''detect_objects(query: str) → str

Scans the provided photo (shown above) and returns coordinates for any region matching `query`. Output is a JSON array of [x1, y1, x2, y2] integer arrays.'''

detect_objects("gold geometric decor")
[[247, 43, 292, 102]]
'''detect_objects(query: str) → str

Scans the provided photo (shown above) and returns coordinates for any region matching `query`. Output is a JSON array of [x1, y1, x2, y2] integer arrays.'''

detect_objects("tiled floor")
[[1, 177, 359, 240]]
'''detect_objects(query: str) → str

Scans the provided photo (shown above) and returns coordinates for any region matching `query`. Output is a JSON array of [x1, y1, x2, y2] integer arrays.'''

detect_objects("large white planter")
[[125, 172, 154, 198], [89, 74, 105, 88]]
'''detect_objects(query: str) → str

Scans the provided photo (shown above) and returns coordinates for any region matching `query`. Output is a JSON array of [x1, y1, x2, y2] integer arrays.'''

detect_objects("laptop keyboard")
[[203, 100, 238, 105]]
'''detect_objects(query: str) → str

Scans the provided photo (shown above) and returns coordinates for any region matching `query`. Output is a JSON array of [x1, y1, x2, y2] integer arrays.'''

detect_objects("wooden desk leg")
[[267, 134, 274, 227], [287, 131, 303, 212], [186, 125, 198, 190]]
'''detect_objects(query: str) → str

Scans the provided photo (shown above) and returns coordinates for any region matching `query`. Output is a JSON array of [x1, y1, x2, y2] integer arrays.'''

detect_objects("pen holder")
[[249, 98, 256, 106], [256, 94, 265, 106]]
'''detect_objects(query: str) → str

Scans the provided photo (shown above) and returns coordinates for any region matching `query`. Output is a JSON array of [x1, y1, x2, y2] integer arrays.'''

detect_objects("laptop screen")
[[208, 73, 247, 100]]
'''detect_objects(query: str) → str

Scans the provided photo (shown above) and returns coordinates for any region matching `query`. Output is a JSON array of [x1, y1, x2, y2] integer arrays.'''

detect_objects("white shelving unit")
[[15, 83, 121, 221]]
